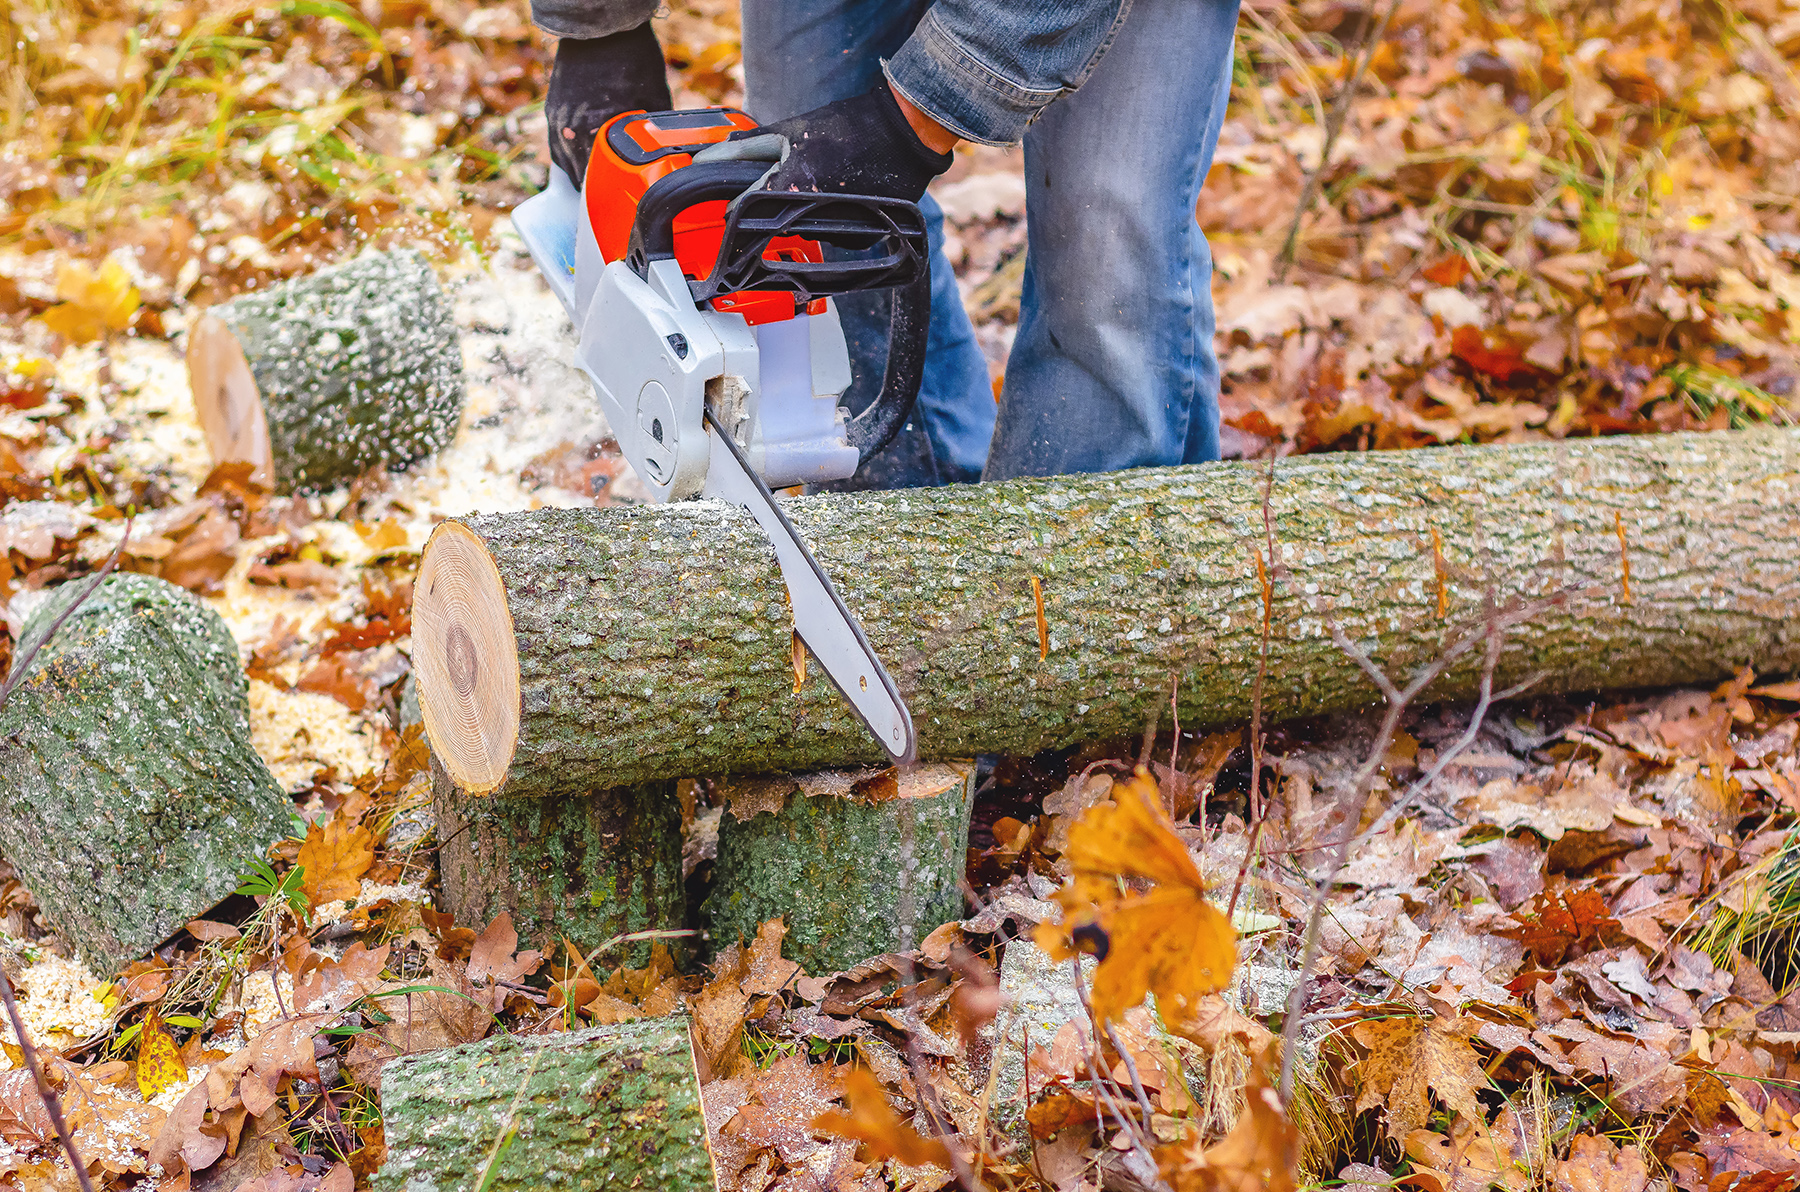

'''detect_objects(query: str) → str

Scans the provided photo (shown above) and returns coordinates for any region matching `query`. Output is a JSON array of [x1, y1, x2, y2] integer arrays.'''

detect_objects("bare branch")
[[1277, 587, 1566, 1102]]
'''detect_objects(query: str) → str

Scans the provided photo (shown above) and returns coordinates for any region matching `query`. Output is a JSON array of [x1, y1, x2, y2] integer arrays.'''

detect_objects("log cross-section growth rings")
[[414, 520, 521, 793]]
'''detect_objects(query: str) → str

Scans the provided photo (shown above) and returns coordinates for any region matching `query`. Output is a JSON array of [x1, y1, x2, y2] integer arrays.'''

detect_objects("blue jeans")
[[744, 0, 1239, 483]]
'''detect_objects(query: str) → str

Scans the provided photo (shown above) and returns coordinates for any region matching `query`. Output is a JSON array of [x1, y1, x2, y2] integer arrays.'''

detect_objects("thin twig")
[[1071, 960, 1166, 1190], [1272, 0, 1403, 281], [1276, 589, 1564, 1102], [0, 527, 130, 1192], [1229, 454, 1282, 919]]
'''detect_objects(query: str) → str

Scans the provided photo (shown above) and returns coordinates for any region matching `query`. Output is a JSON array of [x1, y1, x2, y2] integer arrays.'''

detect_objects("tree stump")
[[375, 1016, 715, 1192], [432, 761, 686, 965], [185, 248, 465, 494], [0, 574, 292, 973], [707, 763, 974, 973]]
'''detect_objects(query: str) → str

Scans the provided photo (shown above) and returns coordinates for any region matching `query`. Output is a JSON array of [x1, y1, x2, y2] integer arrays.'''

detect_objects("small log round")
[[0, 574, 292, 974], [375, 1017, 716, 1192], [706, 763, 974, 973], [431, 760, 686, 963], [185, 248, 465, 493]]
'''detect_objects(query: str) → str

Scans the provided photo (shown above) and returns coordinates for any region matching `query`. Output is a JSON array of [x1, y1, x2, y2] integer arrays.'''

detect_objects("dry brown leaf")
[[297, 818, 375, 906], [1553, 1134, 1650, 1192], [1351, 1014, 1485, 1141], [1036, 767, 1236, 1023], [814, 1066, 952, 1169], [1158, 1056, 1299, 1192]]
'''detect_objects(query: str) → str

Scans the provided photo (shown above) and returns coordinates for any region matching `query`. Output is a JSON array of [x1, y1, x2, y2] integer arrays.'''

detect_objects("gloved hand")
[[546, 22, 672, 187], [748, 78, 954, 203]]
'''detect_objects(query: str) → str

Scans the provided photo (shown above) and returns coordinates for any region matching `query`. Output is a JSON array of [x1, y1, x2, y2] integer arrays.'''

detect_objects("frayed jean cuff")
[[883, 10, 1061, 146]]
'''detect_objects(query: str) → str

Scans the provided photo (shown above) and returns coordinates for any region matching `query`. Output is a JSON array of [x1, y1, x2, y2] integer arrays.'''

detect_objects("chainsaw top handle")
[[623, 159, 932, 466]]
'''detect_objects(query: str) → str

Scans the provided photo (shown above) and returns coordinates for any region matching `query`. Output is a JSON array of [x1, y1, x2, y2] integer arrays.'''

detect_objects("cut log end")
[[415, 521, 519, 793], [185, 313, 275, 489]]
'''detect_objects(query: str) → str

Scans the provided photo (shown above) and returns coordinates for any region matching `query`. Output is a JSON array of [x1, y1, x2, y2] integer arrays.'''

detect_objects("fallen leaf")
[[1158, 1055, 1299, 1192], [814, 1066, 951, 1169], [297, 818, 375, 906], [1554, 1134, 1650, 1192], [40, 259, 139, 343], [1351, 1014, 1485, 1141], [1036, 767, 1236, 1023], [135, 1007, 189, 1100]]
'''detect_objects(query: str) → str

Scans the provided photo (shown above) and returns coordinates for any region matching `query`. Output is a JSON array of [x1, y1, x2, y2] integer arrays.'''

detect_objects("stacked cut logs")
[[414, 427, 1800, 962]]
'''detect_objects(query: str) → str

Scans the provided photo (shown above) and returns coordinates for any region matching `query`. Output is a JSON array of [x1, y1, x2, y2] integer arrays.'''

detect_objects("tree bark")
[[707, 763, 974, 973], [432, 760, 686, 964], [374, 1016, 715, 1192], [186, 248, 465, 494], [414, 427, 1800, 794], [0, 574, 292, 974]]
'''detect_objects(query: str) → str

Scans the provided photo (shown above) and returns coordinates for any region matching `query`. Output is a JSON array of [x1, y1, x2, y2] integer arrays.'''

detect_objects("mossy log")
[[707, 763, 974, 973], [186, 248, 465, 494], [374, 1016, 715, 1192], [412, 427, 1800, 793], [0, 574, 292, 974], [432, 760, 686, 963]]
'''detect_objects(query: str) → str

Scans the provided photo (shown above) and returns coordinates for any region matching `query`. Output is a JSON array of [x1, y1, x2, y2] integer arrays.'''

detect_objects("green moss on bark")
[[375, 1016, 714, 1192], [0, 574, 291, 975], [432, 428, 1800, 793], [432, 762, 686, 965], [213, 248, 465, 493], [706, 766, 973, 973]]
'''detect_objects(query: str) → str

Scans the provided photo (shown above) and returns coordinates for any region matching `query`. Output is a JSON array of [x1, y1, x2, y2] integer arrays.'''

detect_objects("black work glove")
[[546, 22, 672, 187], [749, 79, 953, 203]]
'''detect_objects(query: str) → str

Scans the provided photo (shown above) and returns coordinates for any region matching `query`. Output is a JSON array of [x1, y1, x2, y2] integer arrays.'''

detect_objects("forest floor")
[[3, 0, 1800, 1190]]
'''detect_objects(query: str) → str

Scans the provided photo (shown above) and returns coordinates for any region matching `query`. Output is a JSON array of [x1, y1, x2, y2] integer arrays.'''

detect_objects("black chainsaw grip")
[[627, 160, 771, 271], [845, 267, 930, 465]]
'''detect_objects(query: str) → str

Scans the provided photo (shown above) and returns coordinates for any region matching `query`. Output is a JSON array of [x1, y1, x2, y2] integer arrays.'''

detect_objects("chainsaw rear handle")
[[624, 160, 931, 466]]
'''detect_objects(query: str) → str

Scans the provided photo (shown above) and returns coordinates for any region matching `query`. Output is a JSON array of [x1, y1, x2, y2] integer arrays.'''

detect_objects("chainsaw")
[[510, 107, 925, 764]]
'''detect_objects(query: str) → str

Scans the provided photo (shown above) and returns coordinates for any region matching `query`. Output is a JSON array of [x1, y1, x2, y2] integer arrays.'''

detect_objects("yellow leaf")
[[1350, 1014, 1485, 1141], [135, 1008, 187, 1100], [354, 517, 410, 552], [41, 260, 139, 343], [1036, 768, 1236, 1023], [297, 818, 375, 907]]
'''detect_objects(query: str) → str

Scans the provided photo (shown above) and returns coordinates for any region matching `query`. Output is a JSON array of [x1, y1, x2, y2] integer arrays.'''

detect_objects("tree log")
[[432, 760, 686, 963], [186, 248, 465, 494], [707, 763, 974, 973], [374, 1016, 715, 1192], [412, 427, 1800, 794], [0, 574, 292, 974]]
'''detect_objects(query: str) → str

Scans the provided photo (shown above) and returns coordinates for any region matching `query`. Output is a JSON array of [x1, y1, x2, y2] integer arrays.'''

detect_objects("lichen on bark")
[[375, 1016, 714, 1192], [211, 247, 465, 493], [0, 574, 292, 974], [706, 765, 973, 973], [431, 762, 686, 964], [429, 428, 1800, 793]]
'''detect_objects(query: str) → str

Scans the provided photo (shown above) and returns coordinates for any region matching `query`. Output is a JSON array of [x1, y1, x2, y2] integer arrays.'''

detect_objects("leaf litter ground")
[[5, 0, 1800, 1190]]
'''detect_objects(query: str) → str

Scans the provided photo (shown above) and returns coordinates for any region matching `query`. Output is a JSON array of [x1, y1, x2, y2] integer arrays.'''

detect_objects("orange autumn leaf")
[[814, 1066, 952, 1169], [1158, 1056, 1298, 1192], [298, 818, 375, 906], [1035, 768, 1236, 1023], [135, 1007, 187, 1100]]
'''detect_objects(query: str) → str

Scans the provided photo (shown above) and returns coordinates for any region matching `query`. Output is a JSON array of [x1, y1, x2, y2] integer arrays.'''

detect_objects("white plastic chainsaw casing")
[[510, 165, 862, 500]]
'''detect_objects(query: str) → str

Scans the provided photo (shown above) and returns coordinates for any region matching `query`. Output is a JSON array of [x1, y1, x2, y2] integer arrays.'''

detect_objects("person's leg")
[[983, 0, 1239, 481], [742, 0, 995, 486]]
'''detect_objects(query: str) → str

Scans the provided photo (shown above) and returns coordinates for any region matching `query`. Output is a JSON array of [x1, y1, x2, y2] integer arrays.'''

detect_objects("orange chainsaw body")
[[586, 108, 827, 326]]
